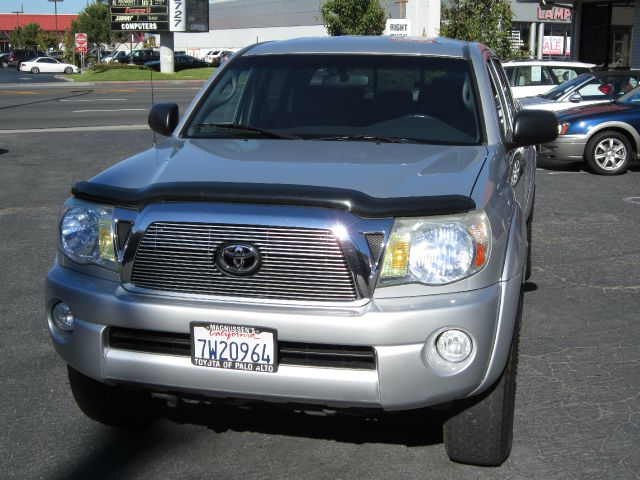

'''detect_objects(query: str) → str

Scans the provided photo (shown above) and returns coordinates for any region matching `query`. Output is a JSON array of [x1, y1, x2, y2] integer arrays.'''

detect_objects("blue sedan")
[[541, 86, 640, 174]]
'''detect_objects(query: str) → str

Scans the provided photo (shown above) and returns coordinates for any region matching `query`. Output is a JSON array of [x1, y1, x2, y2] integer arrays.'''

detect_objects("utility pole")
[[48, 0, 64, 33], [11, 4, 23, 30]]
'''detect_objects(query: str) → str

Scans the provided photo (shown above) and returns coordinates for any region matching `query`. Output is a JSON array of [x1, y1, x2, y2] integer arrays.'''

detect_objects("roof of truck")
[[244, 36, 474, 59]]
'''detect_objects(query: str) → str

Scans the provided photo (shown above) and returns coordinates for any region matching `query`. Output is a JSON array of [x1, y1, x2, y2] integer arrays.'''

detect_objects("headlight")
[[379, 210, 491, 286], [60, 205, 116, 266], [558, 122, 570, 135]]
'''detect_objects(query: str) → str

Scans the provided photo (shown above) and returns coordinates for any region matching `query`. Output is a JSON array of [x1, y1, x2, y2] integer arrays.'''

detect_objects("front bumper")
[[46, 263, 522, 411], [540, 134, 588, 161]]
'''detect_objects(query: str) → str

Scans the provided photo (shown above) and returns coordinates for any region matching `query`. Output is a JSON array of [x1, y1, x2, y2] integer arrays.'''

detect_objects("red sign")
[[74, 46, 88, 53], [75, 33, 87, 47], [537, 7, 572, 22]]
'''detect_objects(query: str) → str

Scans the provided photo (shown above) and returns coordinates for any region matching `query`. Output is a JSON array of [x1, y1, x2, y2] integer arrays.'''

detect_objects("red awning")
[[0, 14, 78, 32]]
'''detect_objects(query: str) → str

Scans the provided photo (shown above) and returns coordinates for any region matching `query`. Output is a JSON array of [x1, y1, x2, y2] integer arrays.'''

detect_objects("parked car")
[[7, 49, 45, 68], [144, 54, 210, 72], [102, 50, 129, 64], [0, 52, 9, 68], [46, 37, 557, 467], [47, 50, 65, 61], [118, 49, 159, 65], [541, 85, 640, 174], [519, 70, 640, 112], [19, 57, 79, 74], [204, 49, 234, 66], [503, 60, 595, 98]]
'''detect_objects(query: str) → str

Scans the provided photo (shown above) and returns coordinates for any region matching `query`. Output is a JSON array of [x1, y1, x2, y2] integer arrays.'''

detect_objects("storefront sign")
[[542, 36, 571, 55], [110, 0, 208, 32], [537, 7, 572, 22]]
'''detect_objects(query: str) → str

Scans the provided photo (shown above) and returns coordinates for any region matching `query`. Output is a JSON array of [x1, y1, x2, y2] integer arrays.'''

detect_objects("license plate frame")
[[190, 322, 278, 373]]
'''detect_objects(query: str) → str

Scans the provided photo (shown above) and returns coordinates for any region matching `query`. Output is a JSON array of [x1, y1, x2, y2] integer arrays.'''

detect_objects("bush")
[[90, 63, 150, 73]]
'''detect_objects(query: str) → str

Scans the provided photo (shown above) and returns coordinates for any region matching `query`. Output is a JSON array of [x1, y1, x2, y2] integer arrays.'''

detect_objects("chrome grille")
[[130, 222, 358, 302]]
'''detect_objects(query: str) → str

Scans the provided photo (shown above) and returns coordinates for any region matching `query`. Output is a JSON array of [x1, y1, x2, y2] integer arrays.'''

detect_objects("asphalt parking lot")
[[0, 79, 638, 479]]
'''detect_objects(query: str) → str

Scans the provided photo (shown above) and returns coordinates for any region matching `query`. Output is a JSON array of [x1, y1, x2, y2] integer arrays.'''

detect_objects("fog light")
[[52, 302, 74, 331], [436, 329, 472, 363]]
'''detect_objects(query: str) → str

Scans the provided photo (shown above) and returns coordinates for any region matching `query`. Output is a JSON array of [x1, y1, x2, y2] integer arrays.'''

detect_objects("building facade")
[[174, 0, 440, 52], [0, 14, 77, 53]]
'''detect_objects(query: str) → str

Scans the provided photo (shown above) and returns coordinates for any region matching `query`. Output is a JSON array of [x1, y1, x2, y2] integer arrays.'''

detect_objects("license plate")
[[190, 322, 277, 373]]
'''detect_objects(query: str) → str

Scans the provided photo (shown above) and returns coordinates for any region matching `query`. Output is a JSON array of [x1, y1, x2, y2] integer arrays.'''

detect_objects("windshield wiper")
[[314, 134, 413, 144], [191, 123, 299, 140]]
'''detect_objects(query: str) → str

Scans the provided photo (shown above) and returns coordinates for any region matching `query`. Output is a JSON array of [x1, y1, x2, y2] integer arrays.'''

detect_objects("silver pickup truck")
[[45, 36, 557, 466]]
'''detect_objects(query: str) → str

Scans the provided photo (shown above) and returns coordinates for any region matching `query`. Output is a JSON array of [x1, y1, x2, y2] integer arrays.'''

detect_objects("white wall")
[[174, 24, 327, 51], [406, 0, 441, 37]]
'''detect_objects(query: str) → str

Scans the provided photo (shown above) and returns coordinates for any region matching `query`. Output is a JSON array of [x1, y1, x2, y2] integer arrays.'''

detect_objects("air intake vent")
[[130, 222, 358, 302], [108, 327, 376, 370], [116, 220, 132, 252], [364, 233, 385, 265]]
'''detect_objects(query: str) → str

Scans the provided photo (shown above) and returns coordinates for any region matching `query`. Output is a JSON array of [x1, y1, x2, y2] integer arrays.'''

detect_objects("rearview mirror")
[[512, 110, 558, 146], [148, 103, 179, 136]]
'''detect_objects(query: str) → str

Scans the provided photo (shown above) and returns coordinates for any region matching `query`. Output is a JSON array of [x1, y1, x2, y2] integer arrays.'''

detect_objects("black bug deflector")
[[71, 181, 476, 218]]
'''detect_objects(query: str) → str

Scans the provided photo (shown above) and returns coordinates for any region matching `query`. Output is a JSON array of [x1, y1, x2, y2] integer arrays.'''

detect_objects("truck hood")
[[88, 138, 487, 201]]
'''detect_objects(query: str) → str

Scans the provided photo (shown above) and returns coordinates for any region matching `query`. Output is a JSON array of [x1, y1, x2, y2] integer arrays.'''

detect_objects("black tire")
[[585, 131, 631, 175], [443, 288, 522, 466], [525, 190, 535, 281], [64, 66, 73, 74], [31, 67, 39, 74], [67, 365, 160, 427]]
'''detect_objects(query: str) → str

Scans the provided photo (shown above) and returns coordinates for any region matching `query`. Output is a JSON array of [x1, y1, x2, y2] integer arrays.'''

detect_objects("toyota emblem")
[[215, 242, 261, 276]]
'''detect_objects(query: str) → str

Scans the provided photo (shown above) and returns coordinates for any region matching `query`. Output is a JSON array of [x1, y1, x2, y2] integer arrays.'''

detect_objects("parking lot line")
[[0, 125, 148, 134], [72, 108, 147, 113]]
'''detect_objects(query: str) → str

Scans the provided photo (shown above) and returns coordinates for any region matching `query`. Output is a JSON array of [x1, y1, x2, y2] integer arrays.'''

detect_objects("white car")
[[503, 60, 595, 98], [20, 57, 79, 74]]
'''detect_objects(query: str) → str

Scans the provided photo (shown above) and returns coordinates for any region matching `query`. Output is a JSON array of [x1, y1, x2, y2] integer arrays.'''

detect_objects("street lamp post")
[[48, 0, 64, 33]]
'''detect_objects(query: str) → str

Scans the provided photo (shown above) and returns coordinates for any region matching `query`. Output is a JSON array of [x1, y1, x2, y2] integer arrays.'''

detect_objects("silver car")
[[45, 37, 557, 466]]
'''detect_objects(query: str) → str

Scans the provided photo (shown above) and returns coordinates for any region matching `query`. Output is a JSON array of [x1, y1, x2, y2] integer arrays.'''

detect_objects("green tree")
[[70, 2, 110, 46], [9, 22, 42, 50], [37, 30, 62, 51], [440, 0, 514, 60], [320, 0, 386, 36]]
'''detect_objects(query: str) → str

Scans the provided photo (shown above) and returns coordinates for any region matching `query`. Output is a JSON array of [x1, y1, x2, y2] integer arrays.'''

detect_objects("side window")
[[549, 67, 578, 84], [577, 78, 613, 100], [612, 75, 636, 96], [487, 64, 509, 139], [489, 59, 514, 134]]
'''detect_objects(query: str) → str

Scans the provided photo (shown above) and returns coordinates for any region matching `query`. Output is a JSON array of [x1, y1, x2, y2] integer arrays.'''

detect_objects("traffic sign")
[[74, 46, 88, 53], [75, 33, 87, 48]]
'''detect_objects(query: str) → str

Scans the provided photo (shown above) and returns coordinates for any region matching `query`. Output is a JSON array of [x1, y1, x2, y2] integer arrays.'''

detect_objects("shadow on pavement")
[[0, 148, 7, 156], [524, 281, 538, 293], [50, 424, 169, 480], [163, 401, 445, 448]]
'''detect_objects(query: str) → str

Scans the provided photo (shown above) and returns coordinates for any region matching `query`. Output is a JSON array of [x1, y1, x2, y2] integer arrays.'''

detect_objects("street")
[[0, 75, 638, 480]]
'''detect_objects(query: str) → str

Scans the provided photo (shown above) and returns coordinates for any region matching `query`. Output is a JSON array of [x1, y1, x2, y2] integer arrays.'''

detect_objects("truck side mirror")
[[148, 103, 179, 136]]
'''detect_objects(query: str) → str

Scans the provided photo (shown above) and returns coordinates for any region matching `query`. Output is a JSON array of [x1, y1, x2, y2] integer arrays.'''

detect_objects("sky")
[[3, 0, 92, 15]]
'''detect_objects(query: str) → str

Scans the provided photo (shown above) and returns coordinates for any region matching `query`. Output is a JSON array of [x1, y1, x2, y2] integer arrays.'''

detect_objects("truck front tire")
[[442, 287, 522, 466]]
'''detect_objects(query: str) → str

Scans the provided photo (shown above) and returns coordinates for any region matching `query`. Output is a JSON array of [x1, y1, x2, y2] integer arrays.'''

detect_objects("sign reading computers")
[[110, 0, 209, 32]]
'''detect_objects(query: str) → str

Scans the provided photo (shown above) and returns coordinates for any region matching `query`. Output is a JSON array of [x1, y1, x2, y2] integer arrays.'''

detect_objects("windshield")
[[538, 73, 593, 100], [617, 85, 640, 104], [184, 55, 482, 145]]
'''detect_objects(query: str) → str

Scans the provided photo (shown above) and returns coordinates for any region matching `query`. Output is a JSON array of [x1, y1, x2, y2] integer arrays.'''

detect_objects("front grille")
[[130, 222, 358, 302], [108, 328, 376, 370]]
